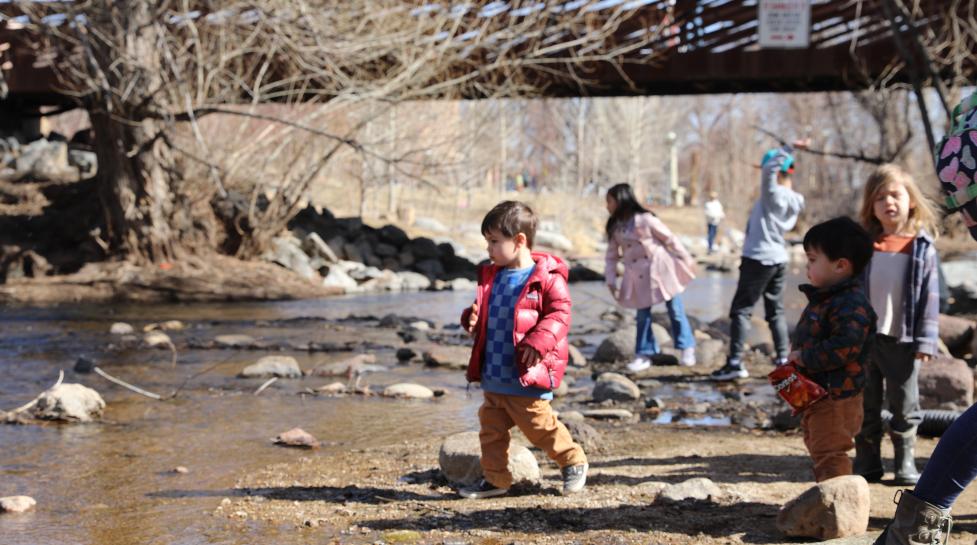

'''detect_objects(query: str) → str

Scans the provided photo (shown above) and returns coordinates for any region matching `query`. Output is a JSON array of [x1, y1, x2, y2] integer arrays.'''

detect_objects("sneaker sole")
[[709, 370, 748, 381], [458, 487, 509, 499]]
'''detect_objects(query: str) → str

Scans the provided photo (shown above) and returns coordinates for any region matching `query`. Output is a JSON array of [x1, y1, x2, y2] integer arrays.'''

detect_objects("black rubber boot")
[[854, 435, 884, 482], [873, 490, 952, 545], [892, 433, 921, 486]]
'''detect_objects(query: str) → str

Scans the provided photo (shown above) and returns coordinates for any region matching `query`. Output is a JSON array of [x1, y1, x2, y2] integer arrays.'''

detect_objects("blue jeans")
[[914, 402, 977, 509], [707, 224, 718, 253], [635, 294, 695, 356]]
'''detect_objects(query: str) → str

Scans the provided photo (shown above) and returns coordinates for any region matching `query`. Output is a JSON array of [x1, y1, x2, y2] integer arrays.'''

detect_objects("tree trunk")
[[86, 2, 219, 264]]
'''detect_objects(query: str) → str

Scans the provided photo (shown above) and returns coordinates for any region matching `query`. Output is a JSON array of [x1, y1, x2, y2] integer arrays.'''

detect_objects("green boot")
[[874, 490, 952, 545], [892, 433, 921, 486]]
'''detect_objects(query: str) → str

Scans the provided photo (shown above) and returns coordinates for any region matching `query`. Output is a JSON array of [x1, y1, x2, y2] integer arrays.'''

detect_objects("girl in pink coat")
[[604, 183, 697, 371]]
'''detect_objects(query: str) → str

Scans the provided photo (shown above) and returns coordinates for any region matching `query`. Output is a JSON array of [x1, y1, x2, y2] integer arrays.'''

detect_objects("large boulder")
[[264, 236, 316, 280], [239, 356, 303, 378], [939, 314, 976, 356], [438, 431, 540, 486], [33, 383, 105, 422], [378, 224, 410, 248], [918, 356, 973, 410], [944, 259, 977, 312], [593, 329, 634, 363], [593, 372, 641, 402], [322, 265, 358, 292], [777, 475, 870, 540]]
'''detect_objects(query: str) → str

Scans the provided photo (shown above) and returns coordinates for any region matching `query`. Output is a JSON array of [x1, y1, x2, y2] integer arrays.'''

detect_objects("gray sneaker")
[[458, 479, 508, 499], [561, 463, 588, 495]]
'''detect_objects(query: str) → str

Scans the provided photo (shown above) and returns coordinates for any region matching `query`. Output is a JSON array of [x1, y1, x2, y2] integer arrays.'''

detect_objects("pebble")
[[0, 496, 36, 513]]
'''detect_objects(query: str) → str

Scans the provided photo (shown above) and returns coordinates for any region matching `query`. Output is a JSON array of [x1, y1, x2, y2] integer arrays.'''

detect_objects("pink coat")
[[605, 212, 696, 309]]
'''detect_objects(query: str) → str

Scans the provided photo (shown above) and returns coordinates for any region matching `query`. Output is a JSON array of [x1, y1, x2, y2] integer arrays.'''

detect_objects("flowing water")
[[0, 271, 806, 545]]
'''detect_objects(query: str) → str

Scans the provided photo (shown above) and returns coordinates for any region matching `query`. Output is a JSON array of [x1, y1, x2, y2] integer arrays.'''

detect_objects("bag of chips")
[[768, 363, 827, 415]]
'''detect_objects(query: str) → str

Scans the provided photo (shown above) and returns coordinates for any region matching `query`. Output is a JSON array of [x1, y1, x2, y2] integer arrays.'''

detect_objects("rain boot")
[[892, 433, 921, 486], [854, 435, 884, 482], [873, 490, 952, 545]]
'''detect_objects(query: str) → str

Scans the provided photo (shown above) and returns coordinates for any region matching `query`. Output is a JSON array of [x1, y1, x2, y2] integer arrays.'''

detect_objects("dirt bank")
[[220, 422, 975, 544]]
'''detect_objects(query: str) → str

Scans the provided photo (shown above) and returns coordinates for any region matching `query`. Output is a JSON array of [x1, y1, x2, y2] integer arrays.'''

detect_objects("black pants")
[[727, 257, 789, 363]]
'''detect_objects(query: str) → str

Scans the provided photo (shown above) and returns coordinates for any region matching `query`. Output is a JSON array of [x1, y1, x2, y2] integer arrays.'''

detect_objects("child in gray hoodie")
[[710, 140, 808, 381]]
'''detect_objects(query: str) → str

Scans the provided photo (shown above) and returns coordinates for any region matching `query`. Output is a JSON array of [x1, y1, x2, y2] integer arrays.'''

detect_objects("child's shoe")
[[709, 361, 748, 381], [561, 463, 588, 495], [680, 347, 696, 367], [458, 479, 509, 499], [625, 355, 652, 372]]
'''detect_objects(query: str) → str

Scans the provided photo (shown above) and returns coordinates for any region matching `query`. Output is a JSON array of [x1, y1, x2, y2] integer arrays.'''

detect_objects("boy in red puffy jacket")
[[457, 201, 588, 499]]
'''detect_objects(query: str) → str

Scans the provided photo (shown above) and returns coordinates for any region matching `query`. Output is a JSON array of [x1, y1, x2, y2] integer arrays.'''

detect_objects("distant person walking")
[[703, 191, 725, 254], [604, 183, 698, 371]]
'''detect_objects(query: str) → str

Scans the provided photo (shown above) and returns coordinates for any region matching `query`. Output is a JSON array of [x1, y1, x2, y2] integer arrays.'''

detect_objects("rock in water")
[[110, 322, 134, 335], [215, 334, 256, 348], [592, 372, 641, 402], [239, 356, 302, 378], [593, 329, 634, 363], [0, 496, 36, 513], [273, 427, 320, 448], [777, 475, 870, 540], [33, 383, 105, 422], [438, 431, 540, 486], [382, 383, 434, 399]]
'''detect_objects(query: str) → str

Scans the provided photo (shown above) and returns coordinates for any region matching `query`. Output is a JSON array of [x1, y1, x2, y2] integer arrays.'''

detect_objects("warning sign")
[[758, 0, 811, 49]]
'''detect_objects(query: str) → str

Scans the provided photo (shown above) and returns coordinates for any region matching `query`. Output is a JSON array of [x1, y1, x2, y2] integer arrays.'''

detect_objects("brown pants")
[[479, 391, 587, 488], [802, 394, 864, 482]]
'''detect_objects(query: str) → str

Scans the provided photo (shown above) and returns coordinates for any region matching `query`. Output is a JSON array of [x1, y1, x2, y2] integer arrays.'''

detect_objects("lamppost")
[[666, 131, 684, 206]]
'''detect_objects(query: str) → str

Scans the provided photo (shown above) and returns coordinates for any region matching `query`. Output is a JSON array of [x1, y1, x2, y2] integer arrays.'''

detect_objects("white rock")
[[777, 475, 870, 540], [397, 271, 431, 291], [273, 427, 319, 448], [438, 431, 540, 486], [322, 266, 358, 292], [239, 356, 302, 378], [33, 383, 105, 422], [110, 322, 134, 335], [382, 383, 434, 399], [581, 409, 634, 421], [414, 217, 449, 233], [0, 496, 36, 513], [659, 478, 722, 503], [214, 334, 256, 348]]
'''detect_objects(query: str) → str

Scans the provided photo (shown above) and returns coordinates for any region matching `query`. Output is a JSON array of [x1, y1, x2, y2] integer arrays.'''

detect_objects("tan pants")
[[479, 391, 587, 488], [802, 394, 864, 482]]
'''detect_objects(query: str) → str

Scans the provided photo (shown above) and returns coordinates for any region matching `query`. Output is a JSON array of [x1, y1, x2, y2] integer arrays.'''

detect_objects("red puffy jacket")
[[460, 252, 571, 390]]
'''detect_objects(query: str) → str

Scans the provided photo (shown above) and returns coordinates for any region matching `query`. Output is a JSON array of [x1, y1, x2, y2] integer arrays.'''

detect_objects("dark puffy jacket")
[[460, 252, 571, 390], [793, 278, 877, 399]]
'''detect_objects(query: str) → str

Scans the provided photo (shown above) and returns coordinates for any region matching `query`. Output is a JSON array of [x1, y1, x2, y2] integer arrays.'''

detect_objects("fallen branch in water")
[[254, 377, 278, 396], [7, 369, 64, 415], [93, 366, 162, 400]]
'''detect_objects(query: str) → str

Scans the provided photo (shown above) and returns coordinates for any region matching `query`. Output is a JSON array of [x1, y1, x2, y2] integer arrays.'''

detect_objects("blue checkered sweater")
[[481, 265, 553, 400]]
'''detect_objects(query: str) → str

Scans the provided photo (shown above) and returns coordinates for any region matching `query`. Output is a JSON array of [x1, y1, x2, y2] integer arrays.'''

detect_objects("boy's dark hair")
[[803, 216, 873, 276], [481, 201, 537, 247]]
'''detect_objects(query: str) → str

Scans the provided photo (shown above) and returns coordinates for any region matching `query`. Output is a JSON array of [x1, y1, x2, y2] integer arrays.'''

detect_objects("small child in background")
[[854, 164, 941, 486], [703, 191, 725, 254], [788, 216, 876, 482], [458, 201, 587, 499]]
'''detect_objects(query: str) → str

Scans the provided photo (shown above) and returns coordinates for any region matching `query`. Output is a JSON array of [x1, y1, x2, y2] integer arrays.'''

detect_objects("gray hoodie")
[[742, 145, 805, 265]]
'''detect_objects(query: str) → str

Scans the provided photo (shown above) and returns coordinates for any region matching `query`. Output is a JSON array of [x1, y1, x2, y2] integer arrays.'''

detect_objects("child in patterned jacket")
[[788, 216, 877, 482]]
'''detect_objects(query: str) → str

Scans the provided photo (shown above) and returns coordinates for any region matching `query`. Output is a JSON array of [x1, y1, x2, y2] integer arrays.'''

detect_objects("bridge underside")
[[1, 0, 972, 107]]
